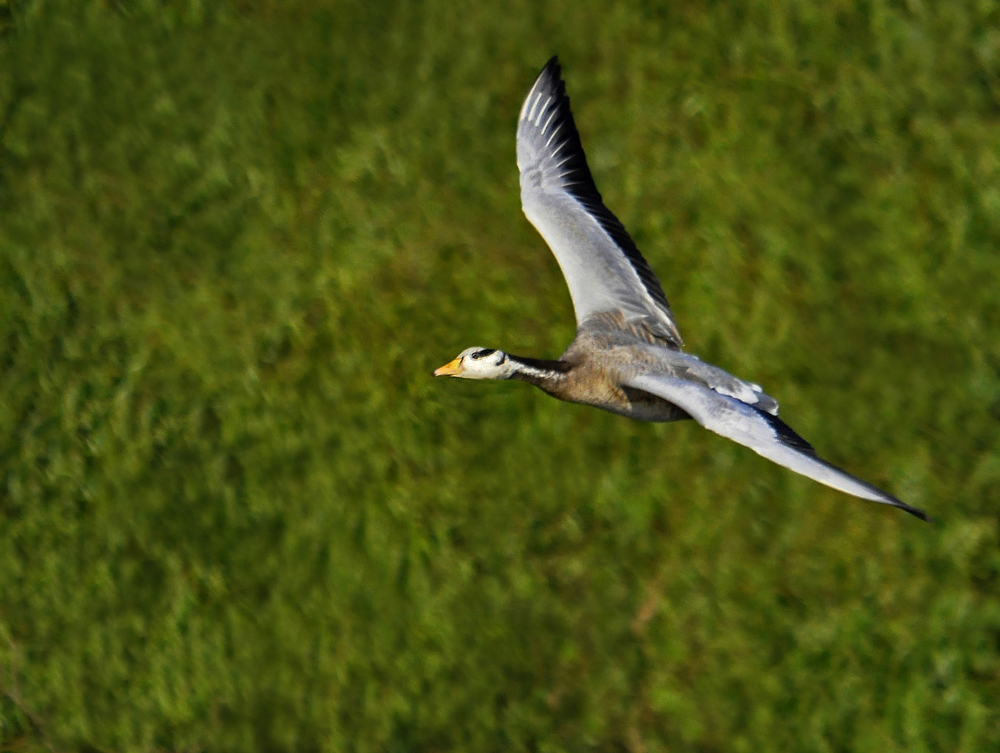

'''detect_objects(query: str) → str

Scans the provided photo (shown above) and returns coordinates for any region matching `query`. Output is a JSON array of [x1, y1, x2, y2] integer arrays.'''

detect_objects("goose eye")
[[471, 349, 495, 360]]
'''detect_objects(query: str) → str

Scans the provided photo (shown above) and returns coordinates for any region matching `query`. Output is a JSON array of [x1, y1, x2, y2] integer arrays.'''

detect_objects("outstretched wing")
[[625, 373, 929, 520], [517, 57, 684, 349]]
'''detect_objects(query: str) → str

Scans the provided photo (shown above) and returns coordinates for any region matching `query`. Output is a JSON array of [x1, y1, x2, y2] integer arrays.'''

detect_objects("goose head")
[[434, 347, 515, 380]]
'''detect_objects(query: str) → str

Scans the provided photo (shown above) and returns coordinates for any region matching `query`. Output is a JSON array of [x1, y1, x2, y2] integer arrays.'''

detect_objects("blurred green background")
[[1, 0, 999, 750]]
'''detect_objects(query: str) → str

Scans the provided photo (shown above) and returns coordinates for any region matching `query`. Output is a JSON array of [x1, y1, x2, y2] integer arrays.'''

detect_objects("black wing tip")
[[535, 56, 567, 104], [889, 498, 933, 522], [539, 55, 561, 82], [761, 410, 932, 522]]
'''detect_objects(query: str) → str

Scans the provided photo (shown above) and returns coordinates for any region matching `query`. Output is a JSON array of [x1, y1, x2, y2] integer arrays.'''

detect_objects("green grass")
[[1, 0, 998, 750]]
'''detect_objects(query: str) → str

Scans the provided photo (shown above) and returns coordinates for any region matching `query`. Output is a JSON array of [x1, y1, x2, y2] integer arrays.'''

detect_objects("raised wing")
[[517, 57, 683, 349], [625, 373, 929, 520]]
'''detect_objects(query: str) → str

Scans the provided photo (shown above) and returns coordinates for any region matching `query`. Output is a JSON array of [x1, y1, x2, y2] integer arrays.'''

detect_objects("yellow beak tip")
[[433, 358, 463, 377]]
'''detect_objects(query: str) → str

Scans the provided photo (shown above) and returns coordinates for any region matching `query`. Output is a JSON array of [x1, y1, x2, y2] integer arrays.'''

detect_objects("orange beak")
[[433, 357, 464, 377]]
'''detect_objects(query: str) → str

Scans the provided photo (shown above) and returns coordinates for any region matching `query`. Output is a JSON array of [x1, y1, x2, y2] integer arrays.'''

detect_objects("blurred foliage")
[[1, 0, 999, 750]]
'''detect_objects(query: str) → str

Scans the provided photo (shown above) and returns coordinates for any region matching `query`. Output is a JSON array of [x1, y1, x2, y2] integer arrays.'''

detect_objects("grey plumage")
[[435, 57, 928, 522], [517, 59, 683, 349]]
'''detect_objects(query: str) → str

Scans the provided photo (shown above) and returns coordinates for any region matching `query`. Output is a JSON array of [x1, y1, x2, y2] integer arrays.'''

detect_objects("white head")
[[433, 347, 516, 380]]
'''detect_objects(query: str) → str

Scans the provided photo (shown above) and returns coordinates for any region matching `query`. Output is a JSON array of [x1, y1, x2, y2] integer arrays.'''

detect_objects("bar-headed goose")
[[435, 57, 928, 521]]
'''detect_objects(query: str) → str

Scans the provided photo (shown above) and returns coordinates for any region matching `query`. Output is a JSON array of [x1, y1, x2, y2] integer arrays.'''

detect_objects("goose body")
[[435, 57, 928, 521]]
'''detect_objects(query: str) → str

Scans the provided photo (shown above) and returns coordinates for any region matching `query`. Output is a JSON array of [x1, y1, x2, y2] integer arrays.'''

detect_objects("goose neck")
[[507, 355, 572, 387]]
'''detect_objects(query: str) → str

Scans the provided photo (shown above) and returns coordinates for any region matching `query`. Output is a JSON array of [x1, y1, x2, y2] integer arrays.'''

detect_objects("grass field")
[[1, 0, 999, 750]]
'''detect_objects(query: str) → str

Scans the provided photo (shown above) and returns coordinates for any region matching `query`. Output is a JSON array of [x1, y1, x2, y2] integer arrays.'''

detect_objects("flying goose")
[[435, 57, 928, 521]]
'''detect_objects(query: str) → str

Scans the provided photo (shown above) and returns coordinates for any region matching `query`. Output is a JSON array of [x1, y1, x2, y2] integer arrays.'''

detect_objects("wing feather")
[[517, 57, 683, 349], [625, 373, 929, 520]]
